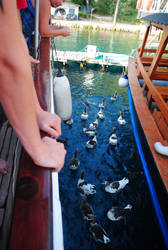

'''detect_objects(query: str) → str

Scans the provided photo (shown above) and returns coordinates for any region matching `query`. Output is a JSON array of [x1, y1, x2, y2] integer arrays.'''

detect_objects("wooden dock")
[[53, 50, 129, 68]]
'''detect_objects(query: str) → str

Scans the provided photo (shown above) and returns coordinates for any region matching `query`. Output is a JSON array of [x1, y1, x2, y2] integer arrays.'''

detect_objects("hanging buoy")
[[54, 69, 72, 121], [154, 142, 168, 157], [118, 74, 129, 88]]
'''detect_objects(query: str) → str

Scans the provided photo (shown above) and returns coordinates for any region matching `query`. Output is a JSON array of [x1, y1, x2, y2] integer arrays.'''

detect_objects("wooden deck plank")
[[128, 57, 168, 192], [0, 128, 13, 207]]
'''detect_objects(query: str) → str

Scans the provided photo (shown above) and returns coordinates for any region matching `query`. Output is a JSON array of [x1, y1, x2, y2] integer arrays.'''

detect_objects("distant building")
[[136, 0, 168, 18], [51, 2, 80, 20]]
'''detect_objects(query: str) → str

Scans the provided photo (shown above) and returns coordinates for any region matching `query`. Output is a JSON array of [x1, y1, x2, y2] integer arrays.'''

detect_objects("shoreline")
[[52, 19, 147, 34]]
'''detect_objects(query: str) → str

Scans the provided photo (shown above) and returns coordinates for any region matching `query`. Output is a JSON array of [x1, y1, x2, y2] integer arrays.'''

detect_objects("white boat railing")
[[50, 42, 64, 250]]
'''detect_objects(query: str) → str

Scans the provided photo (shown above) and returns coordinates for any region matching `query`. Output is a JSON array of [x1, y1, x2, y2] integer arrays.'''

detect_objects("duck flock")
[[61, 92, 142, 246]]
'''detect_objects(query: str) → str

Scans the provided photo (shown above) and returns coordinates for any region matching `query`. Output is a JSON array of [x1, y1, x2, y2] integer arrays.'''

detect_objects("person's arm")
[[38, 0, 70, 37], [0, 0, 66, 171]]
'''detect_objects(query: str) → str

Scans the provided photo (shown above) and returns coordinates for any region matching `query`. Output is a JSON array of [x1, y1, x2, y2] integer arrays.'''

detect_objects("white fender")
[[54, 70, 72, 121], [154, 142, 168, 156], [118, 74, 129, 88]]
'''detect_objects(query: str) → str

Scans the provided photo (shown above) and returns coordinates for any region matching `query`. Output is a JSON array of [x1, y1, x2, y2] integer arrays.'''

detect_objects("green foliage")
[[70, 0, 140, 24]]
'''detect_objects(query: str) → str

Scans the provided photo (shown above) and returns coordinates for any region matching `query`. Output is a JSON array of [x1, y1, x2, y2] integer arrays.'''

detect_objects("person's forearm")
[[40, 25, 70, 37], [0, 25, 43, 160]]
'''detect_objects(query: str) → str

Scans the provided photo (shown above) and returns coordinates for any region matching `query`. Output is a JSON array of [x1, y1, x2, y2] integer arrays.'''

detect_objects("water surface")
[[54, 29, 165, 250]]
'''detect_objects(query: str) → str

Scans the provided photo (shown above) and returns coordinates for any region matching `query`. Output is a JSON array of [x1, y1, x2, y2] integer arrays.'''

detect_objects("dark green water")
[[54, 30, 165, 250]]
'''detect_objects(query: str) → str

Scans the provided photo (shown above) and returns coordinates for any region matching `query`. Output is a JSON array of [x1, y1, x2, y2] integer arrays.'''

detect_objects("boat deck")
[[0, 118, 22, 250]]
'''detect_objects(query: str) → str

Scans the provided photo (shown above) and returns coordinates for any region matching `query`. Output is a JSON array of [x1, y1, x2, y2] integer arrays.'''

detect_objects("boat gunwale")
[[128, 56, 168, 192]]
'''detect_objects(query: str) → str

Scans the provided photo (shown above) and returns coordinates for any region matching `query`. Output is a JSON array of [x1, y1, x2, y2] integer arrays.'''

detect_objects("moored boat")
[[128, 13, 168, 248]]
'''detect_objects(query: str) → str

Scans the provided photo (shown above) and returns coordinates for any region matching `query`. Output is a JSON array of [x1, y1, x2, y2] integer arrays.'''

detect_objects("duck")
[[117, 111, 126, 125], [109, 127, 117, 145], [68, 149, 80, 170], [57, 137, 68, 146], [97, 108, 105, 120], [99, 97, 106, 109], [81, 106, 88, 120], [102, 177, 129, 193], [80, 194, 95, 221], [110, 91, 118, 101], [89, 218, 110, 244], [64, 118, 73, 125], [107, 204, 132, 221], [86, 135, 97, 149], [77, 171, 96, 195], [82, 100, 90, 107], [89, 116, 99, 130], [83, 128, 96, 137]]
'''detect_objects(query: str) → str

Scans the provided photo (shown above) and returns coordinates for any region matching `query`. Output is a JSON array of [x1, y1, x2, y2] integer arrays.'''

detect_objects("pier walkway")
[[52, 45, 129, 68]]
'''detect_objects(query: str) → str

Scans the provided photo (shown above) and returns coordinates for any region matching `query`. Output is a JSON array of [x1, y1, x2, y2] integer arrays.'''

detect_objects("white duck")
[[98, 108, 105, 120], [102, 177, 129, 193], [109, 127, 117, 145], [83, 128, 96, 137], [86, 135, 97, 149], [64, 118, 73, 125], [89, 116, 99, 131], [81, 106, 88, 120], [117, 111, 126, 125], [110, 91, 118, 101], [80, 194, 95, 221], [99, 97, 106, 109], [107, 204, 132, 221], [77, 171, 96, 195], [89, 218, 110, 244], [68, 149, 80, 170]]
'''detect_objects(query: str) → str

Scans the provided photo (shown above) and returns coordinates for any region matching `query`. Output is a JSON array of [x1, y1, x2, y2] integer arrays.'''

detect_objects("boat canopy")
[[142, 13, 168, 25]]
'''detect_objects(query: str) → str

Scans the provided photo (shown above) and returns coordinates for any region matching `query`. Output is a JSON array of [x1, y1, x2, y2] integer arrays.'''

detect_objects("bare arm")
[[0, 0, 66, 171], [38, 0, 70, 37]]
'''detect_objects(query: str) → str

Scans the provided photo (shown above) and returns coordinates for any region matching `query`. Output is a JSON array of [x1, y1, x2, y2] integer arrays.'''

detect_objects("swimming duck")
[[83, 128, 96, 137], [99, 97, 106, 109], [89, 218, 110, 244], [97, 108, 105, 120], [102, 177, 129, 193], [68, 149, 80, 170], [64, 118, 74, 125], [89, 116, 99, 130], [81, 106, 88, 120], [82, 100, 90, 107], [110, 91, 118, 101], [107, 204, 132, 221], [109, 127, 117, 145], [57, 137, 68, 146], [80, 194, 95, 221], [117, 111, 126, 125], [77, 171, 96, 195], [86, 135, 97, 149]]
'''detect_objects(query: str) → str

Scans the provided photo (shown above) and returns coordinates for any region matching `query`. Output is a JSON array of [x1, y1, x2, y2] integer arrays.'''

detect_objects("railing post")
[[34, 0, 39, 59]]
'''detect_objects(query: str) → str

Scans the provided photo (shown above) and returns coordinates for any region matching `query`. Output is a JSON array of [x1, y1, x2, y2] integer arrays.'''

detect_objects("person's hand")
[[29, 55, 40, 64], [34, 137, 66, 172], [37, 110, 61, 139], [60, 26, 70, 37]]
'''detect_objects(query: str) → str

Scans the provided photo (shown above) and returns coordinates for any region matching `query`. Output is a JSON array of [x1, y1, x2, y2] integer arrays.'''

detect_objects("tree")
[[113, 0, 121, 25], [85, 0, 90, 19]]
